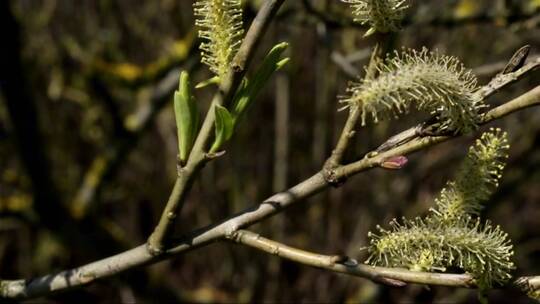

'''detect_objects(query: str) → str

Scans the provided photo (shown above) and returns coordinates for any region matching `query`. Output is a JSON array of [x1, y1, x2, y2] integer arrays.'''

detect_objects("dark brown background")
[[1, 0, 539, 303]]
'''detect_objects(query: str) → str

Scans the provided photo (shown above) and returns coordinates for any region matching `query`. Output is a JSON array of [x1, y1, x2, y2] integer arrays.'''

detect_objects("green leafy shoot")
[[231, 42, 290, 125]]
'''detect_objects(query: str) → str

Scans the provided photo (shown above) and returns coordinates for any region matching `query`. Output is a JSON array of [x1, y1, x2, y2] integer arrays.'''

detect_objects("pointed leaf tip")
[[210, 105, 235, 153]]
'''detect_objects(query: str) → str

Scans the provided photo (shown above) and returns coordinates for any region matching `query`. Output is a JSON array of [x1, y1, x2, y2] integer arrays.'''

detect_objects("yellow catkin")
[[365, 130, 515, 288], [342, 48, 484, 134], [430, 129, 509, 224], [341, 0, 409, 36], [193, 0, 244, 78]]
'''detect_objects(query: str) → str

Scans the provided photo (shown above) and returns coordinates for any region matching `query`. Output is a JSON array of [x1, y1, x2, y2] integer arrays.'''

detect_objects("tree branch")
[[3, 82, 539, 300], [475, 55, 540, 101]]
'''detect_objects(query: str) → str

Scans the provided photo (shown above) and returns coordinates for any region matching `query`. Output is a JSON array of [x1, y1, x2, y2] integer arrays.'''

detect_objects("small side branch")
[[146, 171, 197, 254], [230, 229, 540, 293], [475, 55, 540, 100], [325, 107, 359, 169], [482, 85, 540, 122], [229, 229, 473, 287], [323, 44, 384, 183]]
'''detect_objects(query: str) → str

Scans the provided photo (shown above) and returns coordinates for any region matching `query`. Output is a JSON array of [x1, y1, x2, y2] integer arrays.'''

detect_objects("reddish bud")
[[381, 156, 408, 170]]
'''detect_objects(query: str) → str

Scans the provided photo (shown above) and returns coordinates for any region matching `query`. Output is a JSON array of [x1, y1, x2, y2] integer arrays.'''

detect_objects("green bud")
[[174, 71, 199, 164]]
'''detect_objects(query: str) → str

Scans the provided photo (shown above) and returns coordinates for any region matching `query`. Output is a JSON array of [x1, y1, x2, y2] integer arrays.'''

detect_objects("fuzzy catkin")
[[342, 48, 485, 134], [341, 0, 409, 35], [365, 129, 515, 288], [430, 129, 509, 224], [194, 0, 244, 78], [366, 217, 514, 288]]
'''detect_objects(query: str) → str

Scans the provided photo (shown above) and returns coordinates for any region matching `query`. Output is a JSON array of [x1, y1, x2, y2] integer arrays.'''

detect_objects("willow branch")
[[189, 0, 286, 158], [2, 71, 539, 301], [146, 0, 286, 254], [229, 229, 467, 287], [482, 85, 540, 122], [375, 54, 540, 153]]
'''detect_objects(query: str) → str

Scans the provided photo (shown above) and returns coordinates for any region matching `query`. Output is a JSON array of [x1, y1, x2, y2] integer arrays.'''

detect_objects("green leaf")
[[231, 42, 290, 123], [210, 105, 234, 153], [174, 71, 199, 163]]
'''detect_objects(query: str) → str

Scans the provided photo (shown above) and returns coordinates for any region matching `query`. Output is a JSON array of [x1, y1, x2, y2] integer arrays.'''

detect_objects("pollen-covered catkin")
[[430, 129, 509, 224], [365, 129, 515, 288], [341, 0, 409, 36], [366, 217, 514, 288], [341, 48, 485, 134], [193, 0, 244, 78]]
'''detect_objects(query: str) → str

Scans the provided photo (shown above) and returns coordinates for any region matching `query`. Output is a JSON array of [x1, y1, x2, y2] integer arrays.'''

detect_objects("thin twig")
[[475, 55, 540, 101], [323, 44, 384, 181], [324, 107, 359, 169]]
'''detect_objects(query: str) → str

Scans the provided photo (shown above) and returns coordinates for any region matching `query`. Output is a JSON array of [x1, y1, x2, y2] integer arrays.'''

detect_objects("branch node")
[[224, 224, 240, 240], [322, 166, 346, 187], [146, 240, 165, 256], [176, 156, 188, 175]]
